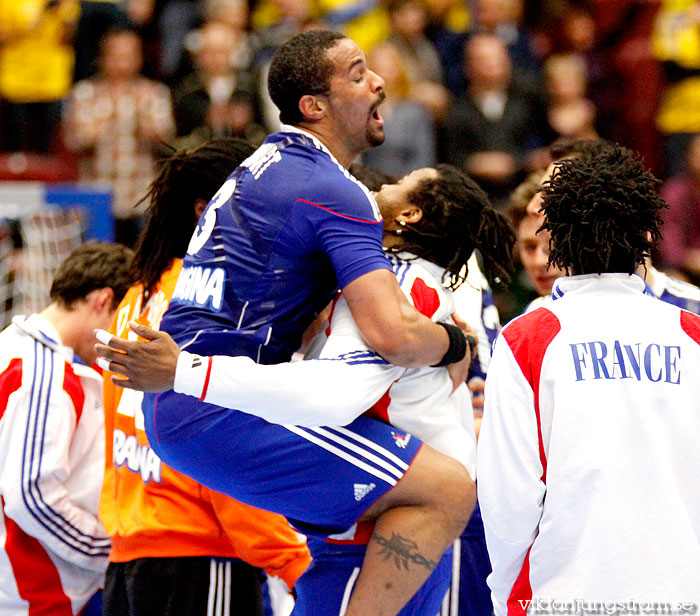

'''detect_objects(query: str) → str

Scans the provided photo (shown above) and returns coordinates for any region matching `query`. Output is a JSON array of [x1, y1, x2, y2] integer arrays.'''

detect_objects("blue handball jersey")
[[160, 126, 392, 363]]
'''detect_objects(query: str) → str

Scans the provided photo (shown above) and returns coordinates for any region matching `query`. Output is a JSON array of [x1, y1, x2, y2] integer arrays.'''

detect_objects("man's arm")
[[94, 270, 475, 396], [96, 323, 407, 426], [174, 350, 405, 426], [343, 268, 473, 386]]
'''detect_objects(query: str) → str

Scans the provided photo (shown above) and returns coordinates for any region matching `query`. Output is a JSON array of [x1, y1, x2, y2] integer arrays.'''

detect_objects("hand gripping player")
[[96, 30, 476, 616], [98, 163, 514, 615]]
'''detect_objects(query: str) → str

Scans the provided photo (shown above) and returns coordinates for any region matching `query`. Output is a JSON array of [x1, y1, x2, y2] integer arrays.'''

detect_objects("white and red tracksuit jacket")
[[478, 274, 700, 614], [0, 314, 109, 615], [175, 253, 476, 475]]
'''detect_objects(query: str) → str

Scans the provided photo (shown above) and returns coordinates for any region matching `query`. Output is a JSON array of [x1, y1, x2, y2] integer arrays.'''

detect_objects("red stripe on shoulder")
[[681, 310, 700, 345], [410, 277, 440, 319], [296, 198, 383, 224], [0, 358, 22, 422], [507, 546, 533, 615], [1, 497, 73, 615], [502, 307, 561, 483], [63, 363, 85, 423]]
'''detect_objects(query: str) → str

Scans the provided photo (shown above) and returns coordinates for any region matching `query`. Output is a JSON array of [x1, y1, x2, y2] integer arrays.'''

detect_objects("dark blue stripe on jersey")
[[659, 289, 700, 314], [345, 359, 390, 365], [21, 341, 110, 556]]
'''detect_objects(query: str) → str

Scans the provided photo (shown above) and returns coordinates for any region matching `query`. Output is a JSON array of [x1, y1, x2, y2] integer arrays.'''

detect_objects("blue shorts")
[[142, 390, 423, 537], [293, 540, 453, 616]]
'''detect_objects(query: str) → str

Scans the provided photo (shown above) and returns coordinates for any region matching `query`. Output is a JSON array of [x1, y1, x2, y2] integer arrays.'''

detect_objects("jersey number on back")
[[187, 179, 237, 255]]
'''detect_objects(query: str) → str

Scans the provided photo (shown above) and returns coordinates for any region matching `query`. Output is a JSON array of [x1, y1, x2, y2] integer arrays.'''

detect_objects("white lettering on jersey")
[[187, 178, 237, 255], [172, 266, 225, 311], [113, 429, 162, 483], [115, 291, 170, 341], [570, 340, 681, 384], [241, 143, 282, 179], [116, 388, 146, 431]]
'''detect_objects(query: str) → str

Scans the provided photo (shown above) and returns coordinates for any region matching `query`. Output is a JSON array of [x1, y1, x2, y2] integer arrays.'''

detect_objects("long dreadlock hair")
[[387, 164, 515, 289], [540, 144, 667, 275], [129, 138, 256, 300]]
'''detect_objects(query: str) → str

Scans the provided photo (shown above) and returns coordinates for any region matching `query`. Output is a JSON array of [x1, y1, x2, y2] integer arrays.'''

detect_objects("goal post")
[[0, 182, 114, 328]]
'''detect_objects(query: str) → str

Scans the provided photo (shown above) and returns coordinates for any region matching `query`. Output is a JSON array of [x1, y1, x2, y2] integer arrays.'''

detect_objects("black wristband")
[[432, 322, 467, 367]]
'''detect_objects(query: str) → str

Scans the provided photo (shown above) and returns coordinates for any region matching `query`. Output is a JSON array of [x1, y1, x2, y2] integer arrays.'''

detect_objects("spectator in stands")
[[544, 53, 598, 142], [653, 0, 700, 176], [253, 0, 326, 133], [441, 32, 549, 207], [173, 21, 264, 148], [588, 0, 663, 174], [100, 138, 311, 616], [63, 27, 174, 247], [659, 132, 700, 284], [0, 241, 133, 614], [73, 0, 129, 82], [253, 0, 316, 61], [473, 0, 541, 78], [423, 0, 470, 96], [317, 0, 389, 53], [364, 41, 435, 177], [386, 0, 450, 121], [0, 0, 79, 153]]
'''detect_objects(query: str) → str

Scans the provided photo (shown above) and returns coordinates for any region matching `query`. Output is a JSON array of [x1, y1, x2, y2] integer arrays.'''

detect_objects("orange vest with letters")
[[99, 259, 311, 588]]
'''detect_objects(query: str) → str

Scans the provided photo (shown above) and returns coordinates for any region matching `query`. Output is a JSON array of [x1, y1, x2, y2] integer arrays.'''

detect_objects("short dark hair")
[[268, 29, 347, 125], [50, 242, 134, 310], [131, 137, 256, 298], [391, 164, 515, 289], [541, 144, 666, 275], [100, 25, 141, 53]]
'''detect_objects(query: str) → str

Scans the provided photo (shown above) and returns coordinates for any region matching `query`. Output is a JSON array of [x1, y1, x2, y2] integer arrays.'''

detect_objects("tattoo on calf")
[[373, 531, 438, 572]]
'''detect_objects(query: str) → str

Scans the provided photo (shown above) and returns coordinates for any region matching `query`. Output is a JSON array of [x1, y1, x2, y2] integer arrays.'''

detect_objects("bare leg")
[[344, 444, 476, 616]]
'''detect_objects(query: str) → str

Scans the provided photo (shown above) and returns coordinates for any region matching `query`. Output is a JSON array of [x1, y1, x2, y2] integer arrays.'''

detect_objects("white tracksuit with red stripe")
[[0, 315, 110, 615], [477, 274, 700, 614], [175, 253, 476, 475]]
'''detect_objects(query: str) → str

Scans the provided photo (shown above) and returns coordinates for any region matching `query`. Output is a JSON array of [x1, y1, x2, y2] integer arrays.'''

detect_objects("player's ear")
[[396, 206, 423, 225], [85, 287, 115, 315], [299, 94, 326, 121]]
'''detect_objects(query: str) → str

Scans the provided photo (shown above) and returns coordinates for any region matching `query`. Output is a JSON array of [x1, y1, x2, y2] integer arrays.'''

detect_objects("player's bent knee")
[[367, 444, 476, 533], [430, 457, 475, 534]]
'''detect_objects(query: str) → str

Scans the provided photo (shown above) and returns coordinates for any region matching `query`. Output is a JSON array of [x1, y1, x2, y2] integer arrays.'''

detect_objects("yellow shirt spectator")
[[0, 0, 79, 102]]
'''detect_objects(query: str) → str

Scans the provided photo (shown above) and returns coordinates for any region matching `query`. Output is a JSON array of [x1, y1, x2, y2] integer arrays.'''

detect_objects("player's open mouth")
[[371, 105, 384, 127]]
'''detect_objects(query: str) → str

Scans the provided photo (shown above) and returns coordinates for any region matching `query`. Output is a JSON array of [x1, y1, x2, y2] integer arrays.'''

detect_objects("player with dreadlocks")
[[96, 163, 514, 615], [99, 138, 311, 616], [526, 138, 700, 313], [477, 143, 700, 612]]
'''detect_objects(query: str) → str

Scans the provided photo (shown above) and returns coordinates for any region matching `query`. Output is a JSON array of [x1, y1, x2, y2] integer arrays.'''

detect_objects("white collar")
[[12, 314, 67, 358], [551, 273, 647, 300], [11, 314, 101, 378], [279, 124, 335, 160]]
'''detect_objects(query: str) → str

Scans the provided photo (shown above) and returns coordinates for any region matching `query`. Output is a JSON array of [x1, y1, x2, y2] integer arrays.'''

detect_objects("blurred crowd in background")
[[0, 0, 699, 316]]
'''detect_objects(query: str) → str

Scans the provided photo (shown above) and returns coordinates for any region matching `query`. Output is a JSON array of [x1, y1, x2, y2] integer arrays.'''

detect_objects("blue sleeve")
[[293, 167, 392, 289]]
